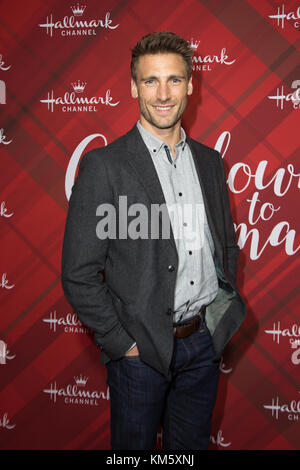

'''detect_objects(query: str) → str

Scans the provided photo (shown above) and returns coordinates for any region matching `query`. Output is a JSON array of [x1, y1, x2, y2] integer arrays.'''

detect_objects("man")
[[61, 31, 246, 450]]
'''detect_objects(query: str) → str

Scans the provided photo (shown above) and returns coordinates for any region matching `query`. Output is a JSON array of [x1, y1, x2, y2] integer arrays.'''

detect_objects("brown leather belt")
[[173, 308, 206, 338]]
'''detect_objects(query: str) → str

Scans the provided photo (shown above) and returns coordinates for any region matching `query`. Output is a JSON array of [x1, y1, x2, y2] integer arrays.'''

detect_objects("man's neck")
[[139, 118, 182, 156]]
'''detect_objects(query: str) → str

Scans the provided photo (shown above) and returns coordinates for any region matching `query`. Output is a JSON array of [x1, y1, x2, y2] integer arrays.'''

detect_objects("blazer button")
[[166, 308, 173, 315], [168, 265, 175, 272]]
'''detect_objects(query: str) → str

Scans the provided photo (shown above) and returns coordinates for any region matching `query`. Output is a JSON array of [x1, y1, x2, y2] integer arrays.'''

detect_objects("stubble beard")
[[139, 97, 187, 130]]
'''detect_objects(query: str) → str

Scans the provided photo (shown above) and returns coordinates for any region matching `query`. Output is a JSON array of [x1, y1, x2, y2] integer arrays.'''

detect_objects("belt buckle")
[[173, 308, 205, 338], [173, 314, 199, 338]]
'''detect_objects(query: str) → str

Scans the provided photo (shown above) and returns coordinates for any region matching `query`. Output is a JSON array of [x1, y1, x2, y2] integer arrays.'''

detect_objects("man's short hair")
[[131, 31, 193, 81]]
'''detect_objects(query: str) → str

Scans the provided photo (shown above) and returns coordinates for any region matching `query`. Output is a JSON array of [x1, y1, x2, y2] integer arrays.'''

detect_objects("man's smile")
[[151, 104, 175, 114]]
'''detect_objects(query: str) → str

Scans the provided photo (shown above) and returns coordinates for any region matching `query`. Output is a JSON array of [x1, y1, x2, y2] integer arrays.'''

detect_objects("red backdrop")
[[0, 0, 299, 450]]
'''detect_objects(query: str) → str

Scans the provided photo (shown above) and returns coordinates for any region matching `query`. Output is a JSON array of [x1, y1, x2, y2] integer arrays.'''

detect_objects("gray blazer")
[[61, 124, 246, 380]]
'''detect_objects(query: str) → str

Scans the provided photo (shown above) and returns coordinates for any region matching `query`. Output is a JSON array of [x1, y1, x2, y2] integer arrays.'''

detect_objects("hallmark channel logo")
[[40, 82, 120, 112], [210, 430, 231, 448], [39, 5, 119, 37], [188, 38, 236, 72], [268, 81, 300, 110], [0, 273, 15, 289], [264, 393, 300, 421], [42, 310, 90, 334], [0, 54, 11, 71], [268, 4, 300, 29], [264, 321, 300, 365], [43, 374, 110, 406], [0, 412, 15, 430], [0, 341, 16, 365], [0, 128, 13, 145], [0, 202, 14, 218]]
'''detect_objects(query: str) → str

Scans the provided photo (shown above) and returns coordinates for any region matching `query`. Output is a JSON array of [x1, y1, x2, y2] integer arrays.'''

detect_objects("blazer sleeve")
[[61, 150, 134, 360], [217, 152, 240, 284]]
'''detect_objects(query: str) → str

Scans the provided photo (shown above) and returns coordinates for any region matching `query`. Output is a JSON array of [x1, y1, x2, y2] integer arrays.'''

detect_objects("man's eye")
[[172, 78, 181, 84], [145, 80, 155, 85]]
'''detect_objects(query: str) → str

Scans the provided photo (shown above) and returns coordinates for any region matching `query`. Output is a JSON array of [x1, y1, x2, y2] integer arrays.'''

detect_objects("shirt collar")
[[137, 121, 187, 155]]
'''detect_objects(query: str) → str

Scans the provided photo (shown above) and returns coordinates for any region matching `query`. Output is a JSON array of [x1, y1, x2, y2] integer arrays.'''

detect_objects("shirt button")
[[183, 222, 187, 227], [168, 265, 175, 272]]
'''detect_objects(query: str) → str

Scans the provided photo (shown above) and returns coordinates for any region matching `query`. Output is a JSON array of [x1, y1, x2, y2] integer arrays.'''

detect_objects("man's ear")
[[187, 76, 193, 96], [131, 78, 138, 99]]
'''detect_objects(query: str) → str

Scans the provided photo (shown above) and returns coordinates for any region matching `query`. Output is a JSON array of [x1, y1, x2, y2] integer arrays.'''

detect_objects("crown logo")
[[70, 4, 86, 16], [71, 80, 87, 93], [74, 374, 88, 386], [189, 38, 200, 50]]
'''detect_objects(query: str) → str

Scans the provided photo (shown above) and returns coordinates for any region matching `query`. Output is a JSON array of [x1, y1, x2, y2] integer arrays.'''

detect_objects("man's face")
[[131, 53, 193, 134]]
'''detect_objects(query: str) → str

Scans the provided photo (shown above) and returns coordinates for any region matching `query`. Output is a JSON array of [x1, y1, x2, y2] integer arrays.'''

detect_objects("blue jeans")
[[106, 318, 220, 450]]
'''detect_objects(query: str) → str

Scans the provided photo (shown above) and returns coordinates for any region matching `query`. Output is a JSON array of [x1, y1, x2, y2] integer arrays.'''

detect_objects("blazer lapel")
[[187, 137, 223, 256], [124, 125, 178, 256]]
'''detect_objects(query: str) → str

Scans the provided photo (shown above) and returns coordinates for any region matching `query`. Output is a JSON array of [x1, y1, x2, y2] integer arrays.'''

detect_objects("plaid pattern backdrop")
[[0, 0, 299, 450]]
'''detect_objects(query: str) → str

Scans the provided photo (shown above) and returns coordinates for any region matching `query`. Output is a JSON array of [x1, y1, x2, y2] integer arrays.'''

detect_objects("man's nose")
[[156, 82, 170, 102]]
